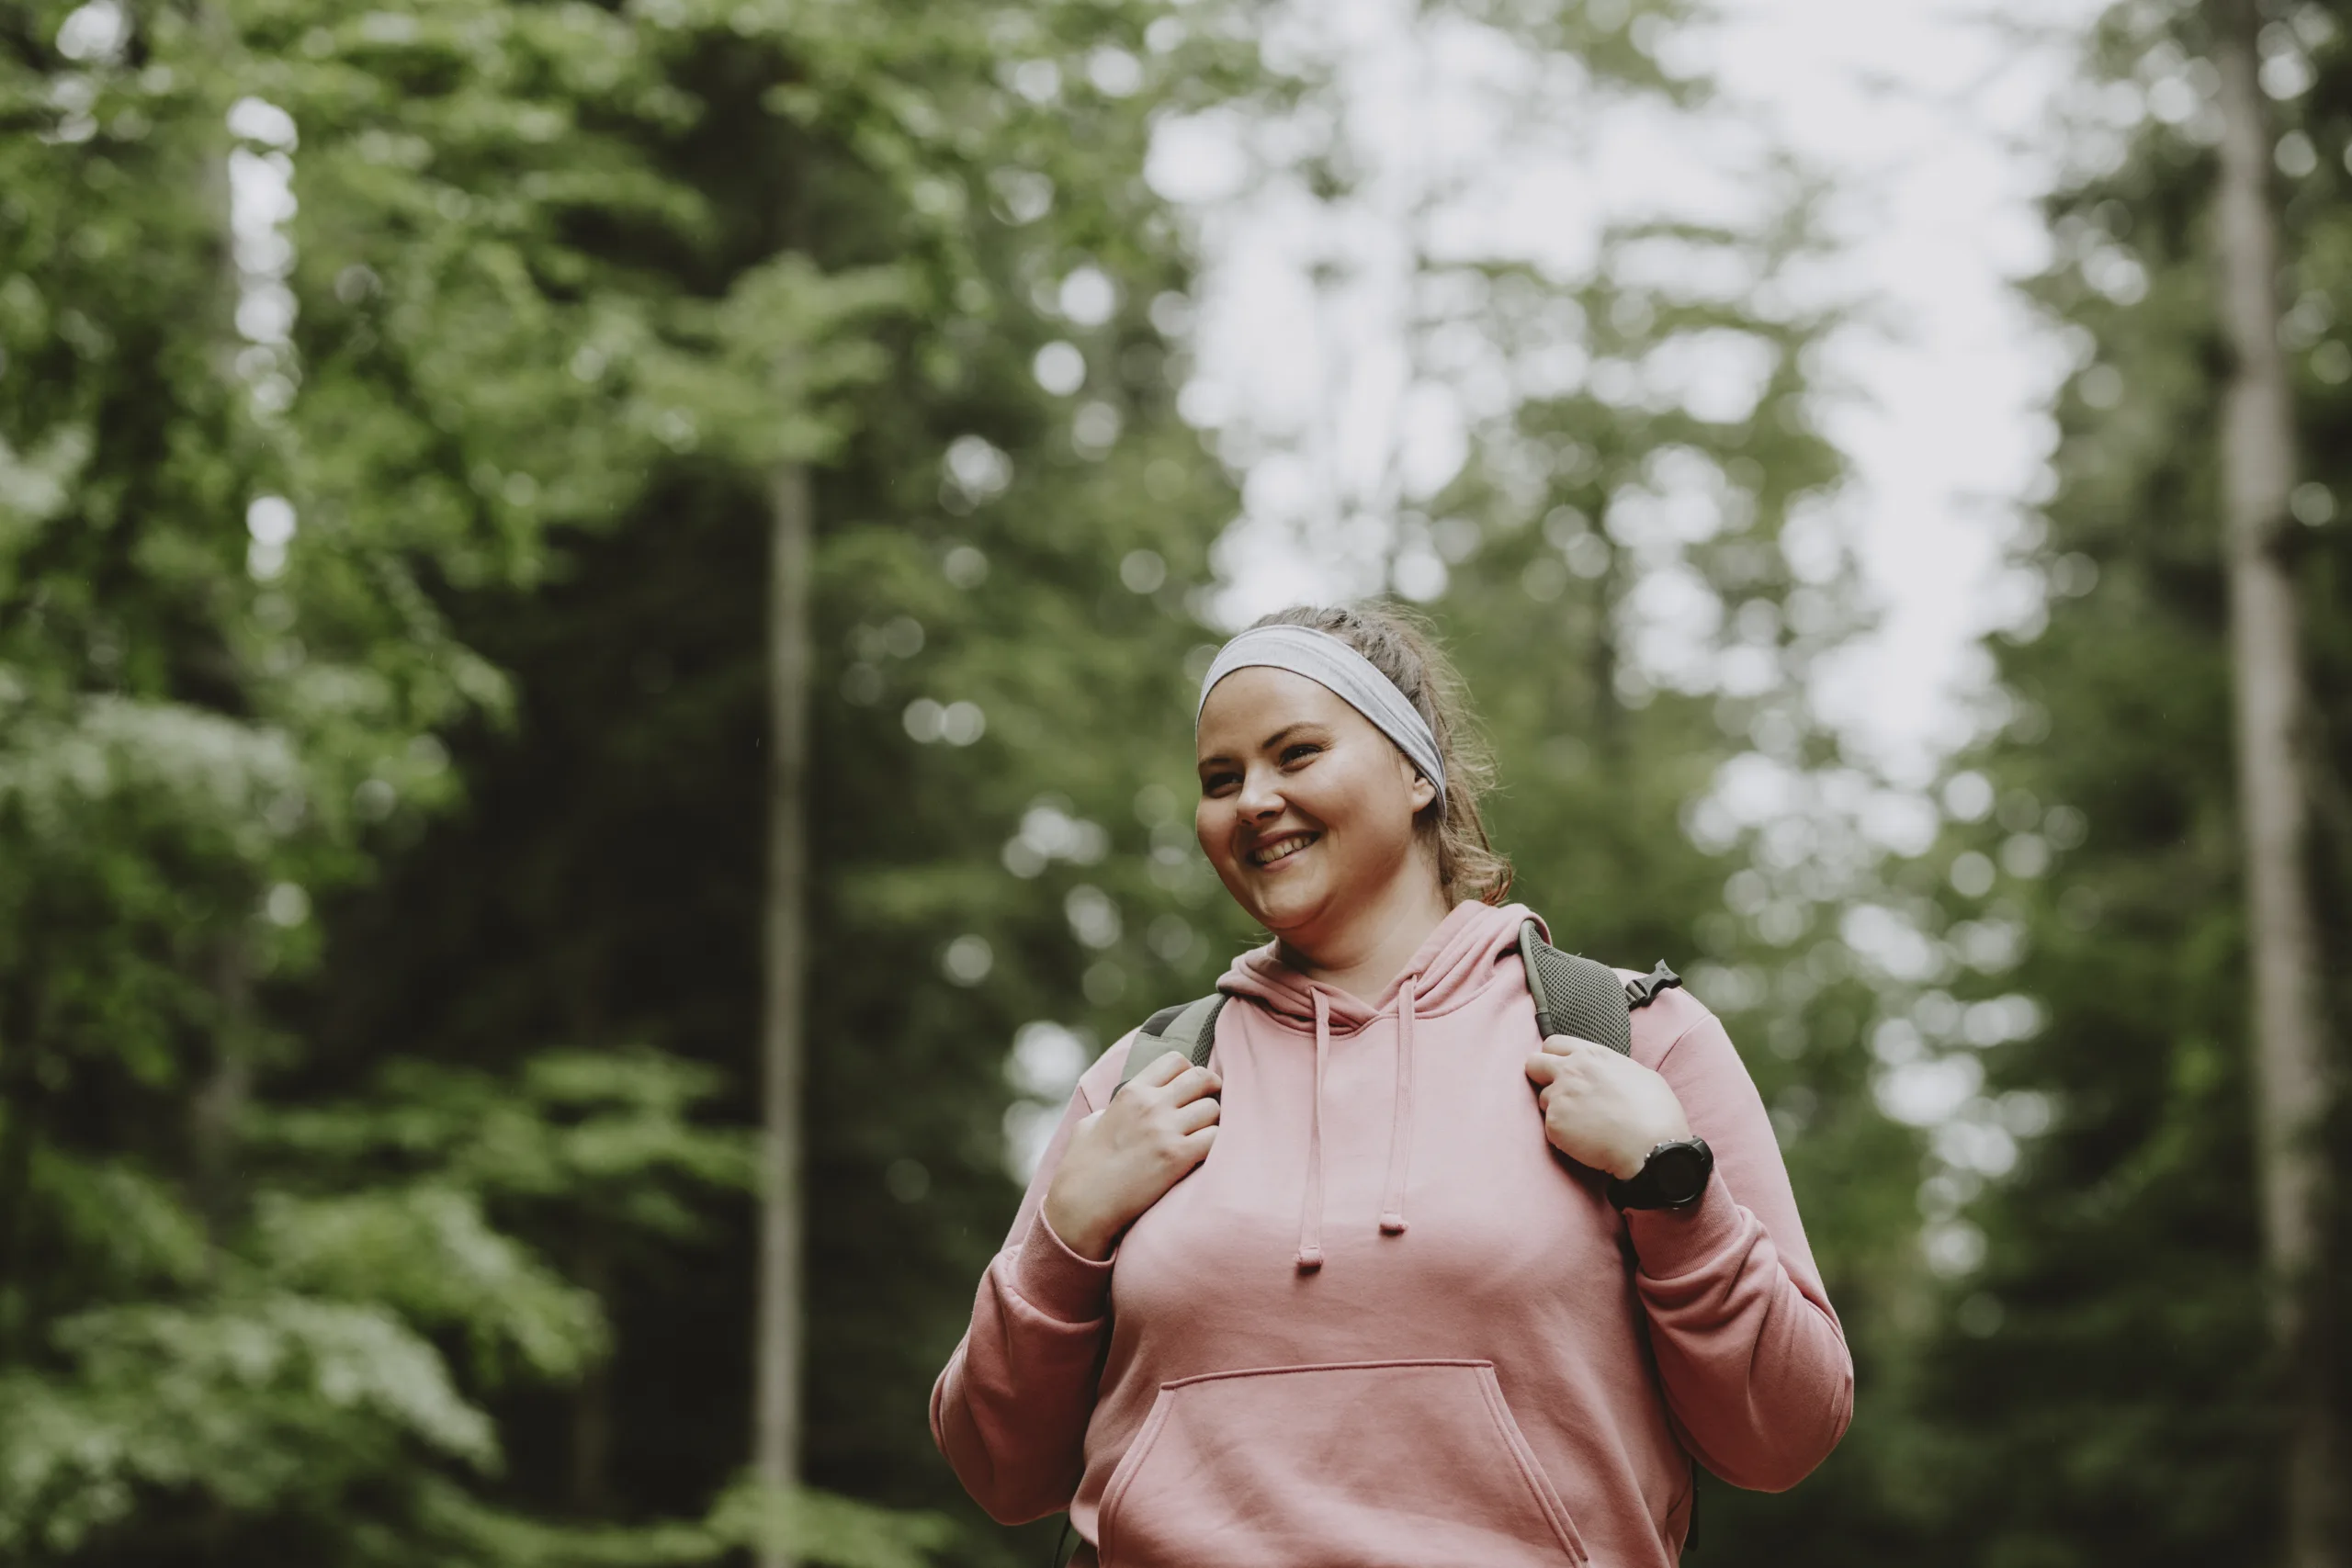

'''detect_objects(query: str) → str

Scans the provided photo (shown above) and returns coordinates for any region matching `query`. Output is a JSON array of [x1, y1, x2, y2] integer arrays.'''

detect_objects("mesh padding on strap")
[[1119, 993, 1227, 1086], [1520, 922, 1634, 1055]]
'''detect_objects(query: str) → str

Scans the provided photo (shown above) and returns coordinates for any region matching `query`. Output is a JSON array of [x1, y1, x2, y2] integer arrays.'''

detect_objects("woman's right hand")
[[1041, 1051, 1221, 1260]]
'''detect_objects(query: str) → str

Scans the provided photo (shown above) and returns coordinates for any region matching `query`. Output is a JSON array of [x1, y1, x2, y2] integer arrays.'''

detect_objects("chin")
[[1241, 883, 1326, 933]]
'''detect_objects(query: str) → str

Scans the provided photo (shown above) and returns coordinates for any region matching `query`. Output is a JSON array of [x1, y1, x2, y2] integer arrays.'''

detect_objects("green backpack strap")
[[1117, 991, 1227, 1089], [1518, 919, 1680, 1055]]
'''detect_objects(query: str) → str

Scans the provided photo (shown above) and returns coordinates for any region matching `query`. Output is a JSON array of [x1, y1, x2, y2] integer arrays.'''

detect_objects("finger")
[[1525, 1052, 1561, 1085], [1162, 1064, 1223, 1106], [1181, 1123, 1218, 1158], [1172, 1094, 1221, 1134], [1132, 1048, 1195, 1089], [1541, 1033, 1600, 1056]]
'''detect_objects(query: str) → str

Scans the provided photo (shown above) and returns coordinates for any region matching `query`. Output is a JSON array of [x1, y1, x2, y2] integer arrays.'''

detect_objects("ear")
[[1401, 756, 1438, 815]]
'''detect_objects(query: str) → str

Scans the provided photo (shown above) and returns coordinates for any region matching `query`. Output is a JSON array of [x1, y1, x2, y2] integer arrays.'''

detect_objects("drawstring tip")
[[1295, 1247, 1324, 1271], [1379, 1213, 1408, 1235]]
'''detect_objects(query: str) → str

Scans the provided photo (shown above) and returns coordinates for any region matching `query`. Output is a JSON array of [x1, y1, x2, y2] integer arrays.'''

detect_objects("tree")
[[757, 457, 814, 1568], [2210, 2, 2338, 1560], [1888, 3, 2352, 1562]]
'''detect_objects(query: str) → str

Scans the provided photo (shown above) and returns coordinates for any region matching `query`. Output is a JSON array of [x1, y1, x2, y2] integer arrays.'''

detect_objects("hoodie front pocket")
[[1096, 1359, 1588, 1568]]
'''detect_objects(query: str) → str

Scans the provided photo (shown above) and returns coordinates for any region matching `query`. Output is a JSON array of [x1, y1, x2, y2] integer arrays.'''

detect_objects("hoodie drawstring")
[[1296, 989, 1331, 1270], [1296, 976, 1419, 1270], [1378, 974, 1416, 1235]]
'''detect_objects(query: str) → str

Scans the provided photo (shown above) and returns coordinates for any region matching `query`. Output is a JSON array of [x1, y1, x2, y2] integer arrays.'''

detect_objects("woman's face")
[[1195, 666, 1439, 941]]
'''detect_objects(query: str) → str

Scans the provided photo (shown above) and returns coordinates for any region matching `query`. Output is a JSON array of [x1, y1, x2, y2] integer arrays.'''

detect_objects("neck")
[[1274, 863, 1456, 1007]]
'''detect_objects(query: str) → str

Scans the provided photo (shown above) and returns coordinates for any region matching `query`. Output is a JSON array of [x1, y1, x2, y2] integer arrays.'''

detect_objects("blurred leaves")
[[255, 1048, 757, 1239], [704, 1478, 956, 1568], [3, 1295, 497, 1555]]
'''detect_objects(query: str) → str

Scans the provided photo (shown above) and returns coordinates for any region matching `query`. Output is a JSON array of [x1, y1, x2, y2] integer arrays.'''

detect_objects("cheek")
[[1322, 765, 1412, 838], [1193, 801, 1226, 861]]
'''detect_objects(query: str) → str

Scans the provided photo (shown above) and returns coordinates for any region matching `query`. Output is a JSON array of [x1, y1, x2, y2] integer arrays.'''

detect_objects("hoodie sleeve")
[[928, 1037, 1134, 1525], [1621, 995, 1854, 1492]]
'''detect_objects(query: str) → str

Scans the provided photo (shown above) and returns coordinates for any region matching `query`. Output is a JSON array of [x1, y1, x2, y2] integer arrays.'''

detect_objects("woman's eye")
[[1199, 748, 1311, 794]]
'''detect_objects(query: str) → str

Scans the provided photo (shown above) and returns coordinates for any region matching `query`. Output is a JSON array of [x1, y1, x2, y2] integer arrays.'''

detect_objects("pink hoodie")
[[931, 899, 1851, 1566]]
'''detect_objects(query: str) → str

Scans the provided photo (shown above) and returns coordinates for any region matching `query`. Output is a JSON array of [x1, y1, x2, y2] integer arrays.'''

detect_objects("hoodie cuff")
[[1623, 1179, 1748, 1280], [1010, 1206, 1115, 1325]]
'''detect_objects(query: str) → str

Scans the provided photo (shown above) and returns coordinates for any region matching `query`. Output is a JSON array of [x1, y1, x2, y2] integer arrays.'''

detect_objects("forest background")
[[5, 0, 2350, 1564]]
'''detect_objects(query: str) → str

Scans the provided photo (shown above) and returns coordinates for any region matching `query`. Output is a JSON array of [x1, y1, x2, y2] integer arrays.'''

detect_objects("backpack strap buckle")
[[1625, 962, 1682, 1010]]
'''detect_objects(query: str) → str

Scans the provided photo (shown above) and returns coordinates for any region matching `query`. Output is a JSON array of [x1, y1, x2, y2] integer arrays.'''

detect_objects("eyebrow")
[[1197, 722, 1329, 769]]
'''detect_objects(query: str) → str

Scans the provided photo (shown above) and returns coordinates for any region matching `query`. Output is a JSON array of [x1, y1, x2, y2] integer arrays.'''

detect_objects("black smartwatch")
[[1607, 1137, 1713, 1211]]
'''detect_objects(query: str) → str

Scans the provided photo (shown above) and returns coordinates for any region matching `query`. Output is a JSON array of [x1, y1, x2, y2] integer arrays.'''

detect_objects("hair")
[[1250, 602, 1514, 907]]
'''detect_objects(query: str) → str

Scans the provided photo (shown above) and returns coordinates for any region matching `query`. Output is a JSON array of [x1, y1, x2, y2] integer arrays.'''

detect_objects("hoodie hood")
[[1211, 898, 1548, 1269], [1214, 897, 1545, 1030]]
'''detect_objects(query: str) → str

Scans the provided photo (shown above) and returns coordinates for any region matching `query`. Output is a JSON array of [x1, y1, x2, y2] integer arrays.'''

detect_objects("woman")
[[931, 603, 1851, 1566]]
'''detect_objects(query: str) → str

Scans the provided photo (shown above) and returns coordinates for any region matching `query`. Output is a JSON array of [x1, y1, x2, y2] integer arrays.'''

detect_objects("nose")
[[1233, 761, 1284, 820]]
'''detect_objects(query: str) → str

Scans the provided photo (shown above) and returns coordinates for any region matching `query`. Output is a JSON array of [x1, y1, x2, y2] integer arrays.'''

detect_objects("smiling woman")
[[1192, 605, 1509, 999], [931, 601, 1852, 1568]]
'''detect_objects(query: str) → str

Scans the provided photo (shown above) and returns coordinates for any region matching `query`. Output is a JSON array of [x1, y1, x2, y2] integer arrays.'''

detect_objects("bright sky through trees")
[[1165, 0, 2106, 785]]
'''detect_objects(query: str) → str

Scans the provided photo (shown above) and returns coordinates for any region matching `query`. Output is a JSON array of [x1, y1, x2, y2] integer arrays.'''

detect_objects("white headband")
[[1195, 625, 1447, 809]]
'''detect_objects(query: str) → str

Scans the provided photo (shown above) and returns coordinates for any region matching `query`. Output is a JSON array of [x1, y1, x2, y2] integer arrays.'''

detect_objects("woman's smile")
[[1248, 830, 1320, 868]]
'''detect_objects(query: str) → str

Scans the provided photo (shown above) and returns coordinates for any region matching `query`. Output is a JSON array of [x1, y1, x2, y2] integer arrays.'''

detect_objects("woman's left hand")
[[1524, 1035, 1692, 1180]]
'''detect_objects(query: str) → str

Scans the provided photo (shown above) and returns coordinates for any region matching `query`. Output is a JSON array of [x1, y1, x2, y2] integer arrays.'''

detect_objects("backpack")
[[1057, 921, 1686, 1566]]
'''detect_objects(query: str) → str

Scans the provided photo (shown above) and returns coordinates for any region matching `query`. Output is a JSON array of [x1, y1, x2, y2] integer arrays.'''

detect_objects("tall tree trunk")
[[191, 2, 252, 1258], [754, 461, 813, 1568], [2211, 6, 2339, 1564]]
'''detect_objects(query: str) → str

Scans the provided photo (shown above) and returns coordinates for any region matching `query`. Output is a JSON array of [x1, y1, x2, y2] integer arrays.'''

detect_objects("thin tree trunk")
[[2211, 6, 2339, 1565], [189, 941, 252, 1253], [187, 0, 255, 1261], [754, 461, 813, 1568]]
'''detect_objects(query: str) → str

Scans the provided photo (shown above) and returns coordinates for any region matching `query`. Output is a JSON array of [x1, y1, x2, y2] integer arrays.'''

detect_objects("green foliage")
[[5, 1295, 496, 1555], [705, 1479, 957, 1568], [1, 0, 937, 1550]]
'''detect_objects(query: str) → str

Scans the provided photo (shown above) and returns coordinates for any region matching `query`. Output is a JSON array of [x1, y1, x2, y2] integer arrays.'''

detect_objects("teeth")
[[1250, 835, 1315, 866]]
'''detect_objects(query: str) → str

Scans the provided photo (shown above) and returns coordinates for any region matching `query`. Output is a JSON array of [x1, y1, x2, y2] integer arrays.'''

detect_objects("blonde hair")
[[1250, 603, 1514, 907]]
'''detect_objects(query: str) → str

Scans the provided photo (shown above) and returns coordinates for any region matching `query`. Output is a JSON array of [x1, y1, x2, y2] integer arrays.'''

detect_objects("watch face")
[[1651, 1146, 1706, 1205]]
